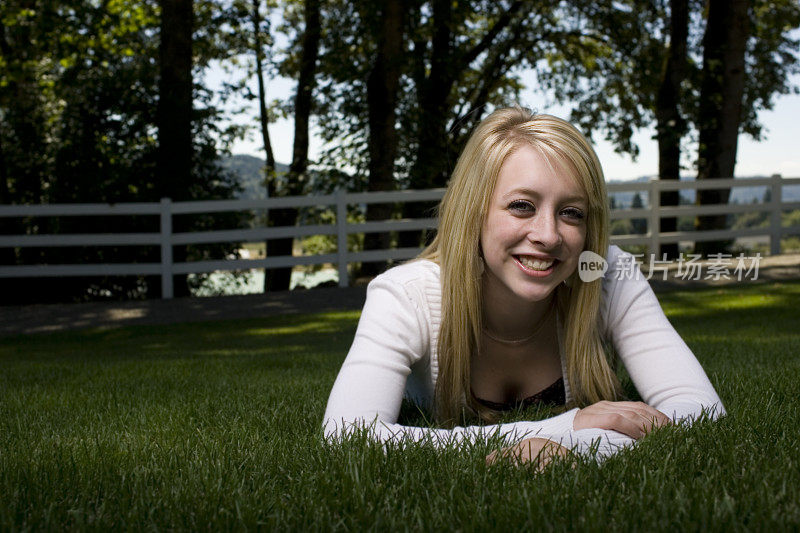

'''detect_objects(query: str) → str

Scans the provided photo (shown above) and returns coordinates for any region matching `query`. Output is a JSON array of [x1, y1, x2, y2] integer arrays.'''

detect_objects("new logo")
[[578, 251, 608, 282]]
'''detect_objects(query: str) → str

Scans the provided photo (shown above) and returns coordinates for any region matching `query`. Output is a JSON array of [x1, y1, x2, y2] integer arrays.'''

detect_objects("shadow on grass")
[[0, 310, 361, 365]]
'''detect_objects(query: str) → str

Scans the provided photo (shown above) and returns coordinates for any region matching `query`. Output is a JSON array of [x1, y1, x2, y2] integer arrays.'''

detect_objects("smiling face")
[[480, 144, 588, 307]]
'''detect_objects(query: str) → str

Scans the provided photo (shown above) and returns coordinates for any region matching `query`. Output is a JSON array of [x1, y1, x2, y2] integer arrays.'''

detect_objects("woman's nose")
[[527, 212, 562, 248]]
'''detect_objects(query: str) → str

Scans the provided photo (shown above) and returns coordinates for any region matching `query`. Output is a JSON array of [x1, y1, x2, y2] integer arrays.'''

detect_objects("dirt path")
[[0, 286, 367, 336]]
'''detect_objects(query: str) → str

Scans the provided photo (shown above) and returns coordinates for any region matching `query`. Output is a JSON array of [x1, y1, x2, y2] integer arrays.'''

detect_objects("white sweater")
[[323, 245, 726, 457]]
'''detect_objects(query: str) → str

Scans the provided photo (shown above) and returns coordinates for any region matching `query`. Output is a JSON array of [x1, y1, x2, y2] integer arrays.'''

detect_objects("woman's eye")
[[508, 200, 535, 213], [561, 207, 585, 220]]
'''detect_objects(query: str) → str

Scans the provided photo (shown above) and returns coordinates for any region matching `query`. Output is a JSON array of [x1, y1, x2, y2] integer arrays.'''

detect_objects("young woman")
[[323, 107, 725, 466]]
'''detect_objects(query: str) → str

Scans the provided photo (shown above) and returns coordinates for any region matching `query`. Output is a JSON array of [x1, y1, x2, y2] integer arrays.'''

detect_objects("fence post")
[[770, 174, 783, 255], [160, 197, 174, 299], [649, 178, 660, 257], [336, 189, 349, 288]]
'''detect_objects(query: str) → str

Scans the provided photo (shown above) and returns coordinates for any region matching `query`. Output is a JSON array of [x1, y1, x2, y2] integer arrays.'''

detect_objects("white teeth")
[[519, 256, 554, 271]]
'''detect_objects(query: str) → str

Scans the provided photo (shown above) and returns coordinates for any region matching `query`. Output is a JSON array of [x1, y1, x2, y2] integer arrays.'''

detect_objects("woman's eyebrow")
[[501, 187, 538, 199], [501, 187, 587, 204]]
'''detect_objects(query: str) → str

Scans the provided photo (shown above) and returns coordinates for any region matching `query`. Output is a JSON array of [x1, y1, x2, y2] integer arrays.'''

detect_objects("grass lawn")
[[1, 281, 799, 531]]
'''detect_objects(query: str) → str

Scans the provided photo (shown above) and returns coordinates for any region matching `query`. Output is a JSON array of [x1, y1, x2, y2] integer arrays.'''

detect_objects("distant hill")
[[221, 154, 289, 199], [607, 175, 800, 207]]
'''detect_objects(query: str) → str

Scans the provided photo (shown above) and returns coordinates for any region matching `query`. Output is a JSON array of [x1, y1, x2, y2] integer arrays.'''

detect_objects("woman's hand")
[[486, 437, 571, 470], [573, 400, 671, 439]]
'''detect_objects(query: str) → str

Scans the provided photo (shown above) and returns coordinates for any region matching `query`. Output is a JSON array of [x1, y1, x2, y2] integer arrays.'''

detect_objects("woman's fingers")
[[573, 400, 672, 439], [612, 401, 671, 426], [486, 437, 570, 470]]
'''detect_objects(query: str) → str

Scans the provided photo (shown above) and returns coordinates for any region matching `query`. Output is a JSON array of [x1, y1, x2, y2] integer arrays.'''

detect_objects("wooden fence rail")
[[1, 175, 799, 298]]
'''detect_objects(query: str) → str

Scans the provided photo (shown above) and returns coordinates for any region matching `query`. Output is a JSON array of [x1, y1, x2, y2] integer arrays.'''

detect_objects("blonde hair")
[[419, 106, 620, 426]]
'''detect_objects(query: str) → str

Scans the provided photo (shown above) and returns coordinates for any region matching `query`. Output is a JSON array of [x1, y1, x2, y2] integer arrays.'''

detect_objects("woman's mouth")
[[514, 255, 558, 275]]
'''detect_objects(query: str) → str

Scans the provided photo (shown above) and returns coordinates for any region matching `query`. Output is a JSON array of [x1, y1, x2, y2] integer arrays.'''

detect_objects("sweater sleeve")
[[546, 246, 727, 458], [322, 272, 579, 446], [602, 246, 726, 421]]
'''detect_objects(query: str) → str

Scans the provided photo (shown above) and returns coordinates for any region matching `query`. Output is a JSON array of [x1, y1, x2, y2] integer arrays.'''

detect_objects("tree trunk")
[[399, 0, 522, 249], [0, 121, 19, 302], [694, 0, 749, 255], [253, 0, 276, 176], [252, 0, 277, 291], [360, 0, 405, 278], [399, 0, 455, 250], [265, 0, 320, 291], [158, 0, 193, 296], [655, 0, 688, 260]]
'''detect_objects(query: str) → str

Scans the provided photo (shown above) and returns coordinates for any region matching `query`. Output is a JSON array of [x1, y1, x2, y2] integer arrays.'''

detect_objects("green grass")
[[2, 281, 800, 531]]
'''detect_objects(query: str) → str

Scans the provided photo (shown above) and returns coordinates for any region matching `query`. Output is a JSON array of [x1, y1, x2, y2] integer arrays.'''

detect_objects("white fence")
[[606, 174, 800, 254], [1, 174, 799, 299]]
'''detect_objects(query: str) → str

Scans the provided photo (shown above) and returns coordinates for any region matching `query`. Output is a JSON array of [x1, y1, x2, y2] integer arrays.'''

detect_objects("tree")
[[265, 0, 320, 291], [360, 0, 406, 277], [0, 0, 242, 304], [312, 0, 562, 275], [537, 1, 670, 160], [158, 0, 195, 296], [250, 0, 278, 290], [538, 0, 799, 254], [631, 192, 648, 235], [398, 0, 532, 249], [655, 0, 689, 259], [0, 1, 54, 301], [252, 0, 277, 179], [693, 0, 750, 255]]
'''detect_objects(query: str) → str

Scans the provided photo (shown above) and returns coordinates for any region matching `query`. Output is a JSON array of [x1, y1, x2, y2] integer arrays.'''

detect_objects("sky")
[[215, 68, 800, 182]]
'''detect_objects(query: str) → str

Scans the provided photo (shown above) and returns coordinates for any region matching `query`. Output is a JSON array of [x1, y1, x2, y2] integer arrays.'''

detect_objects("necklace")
[[482, 300, 554, 345]]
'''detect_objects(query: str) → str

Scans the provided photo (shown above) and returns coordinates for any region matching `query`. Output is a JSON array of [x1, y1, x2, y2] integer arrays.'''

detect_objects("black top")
[[473, 377, 566, 411]]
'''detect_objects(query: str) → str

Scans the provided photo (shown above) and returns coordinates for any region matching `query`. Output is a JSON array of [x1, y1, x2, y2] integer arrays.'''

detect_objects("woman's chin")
[[511, 283, 561, 304]]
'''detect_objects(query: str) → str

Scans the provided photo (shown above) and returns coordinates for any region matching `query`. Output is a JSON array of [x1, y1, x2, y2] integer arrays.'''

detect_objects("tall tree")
[[158, 0, 194, 201], [408, 0, 526, 189], [361, 0, 406, 277], [265, 0, 320, 291], [655, 0, 689, 259], [694, 0, 750, 254], [251, 0, 277, 291], [309, 1, 568, 276], [158, 0, 194, 296], [398, 0, 529, 249], [0, 0, 242, 304], [253, 0, 276, 177], [537, 1, 669, 162], [539, 0, 798, 255]]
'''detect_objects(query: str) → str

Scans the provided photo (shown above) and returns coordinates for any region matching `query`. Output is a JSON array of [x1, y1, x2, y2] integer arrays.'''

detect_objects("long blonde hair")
[[419, 106, 620, 426]]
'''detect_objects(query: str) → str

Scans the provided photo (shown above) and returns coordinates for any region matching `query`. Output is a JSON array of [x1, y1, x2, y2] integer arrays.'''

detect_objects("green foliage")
[[0, 0, 244, 302], [539, 0, 674, 158], [539, 0, 800, 162], [297, 205, 365, 267], [740, 0, 800, 140], [610, 218, 634, 236], [731, 209, 769, 230], [783, 208, 800, 228], [2, 282, 800, 529], [310, 1, 561, 190]]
